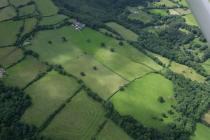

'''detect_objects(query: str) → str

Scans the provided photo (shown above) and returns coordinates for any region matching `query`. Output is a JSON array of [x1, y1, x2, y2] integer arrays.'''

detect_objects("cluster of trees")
[[164, 70, 210, 134], [0, 81, 46, 140]]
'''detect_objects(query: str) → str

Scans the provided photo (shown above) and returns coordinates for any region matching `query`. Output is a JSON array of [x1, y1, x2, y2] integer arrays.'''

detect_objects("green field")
[[127, 9, 153, 24], [22, 71, 81, 127], [191, 123, 210, 140], [0, 20, 23, 46], [169, 61, 205, 82], [202, 59, 210, 75], [106, 22, 139, 41], [22, 17, 37, 35], [0, 47, 23, 68], [94, 48, 153, 81], [10, 0, 30, 7], [3, 56, 47, 88], [97, 120, 133, 140], [0, 0, 8, 8], [111, 73, 176, 130], [19, 4, 36, 16], [28, 26, 161, 99], [152, 0, 177, 7], [35, 0, 58, 16], [149, 9, 168, 16], [0, 6, 16, 21], [43, 90, 106, 140], [183, 14, 198, 26], [39, 15, 68, 25], [63, 55, 128, 100]]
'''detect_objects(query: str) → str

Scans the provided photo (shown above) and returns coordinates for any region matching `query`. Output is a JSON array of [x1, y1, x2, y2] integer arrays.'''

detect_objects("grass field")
[[0, 6, 16, 21], [152, 0, 177, 7], [111, 73, 176, 130], [22, 71, 81, 127], [106, 22, 138, 41], [10, 0, 30, 7], [183, 14, 198, 26], [39, 15, 68, 25], [19, 4, 36, 16], [0, 20, 23, 46], [28, 25, 161, 99], [202, 59, 210, 75], [63, 55, 128, 100], [0, 0, 8, 8], [169, 61, 205, 82], [94, 48, 153, 81], [43, 90, 106, 140], [191, 123, 210, 140], [22, 18, 37, 35], [149, 9, 169, 16], [97, 120, 133, 140], [3, 56, 47, 88], [0, 47, 23, 68], [128, 9, 153, 24], [35, 0, 58, 16]]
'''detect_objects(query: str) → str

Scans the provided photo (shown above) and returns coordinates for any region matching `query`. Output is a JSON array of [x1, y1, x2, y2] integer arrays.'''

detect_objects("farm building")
[[0, 68, 5, 78], [72, 20, 86, 30]]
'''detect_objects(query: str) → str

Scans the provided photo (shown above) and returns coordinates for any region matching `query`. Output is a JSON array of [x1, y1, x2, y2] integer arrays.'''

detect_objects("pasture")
[[183, 14, 198, 26], [106, 22, 138, 41], [97, 120, 133, 140], [22, 18, 38, 35], [21, 71, 81, 127], [191, 123, 210, 140], [0, 0, 8, 8], [149, 9, 169, 16], [43, 90, 106, 140], [169, 61, 205, 82], [202, 59, 210, 75], [0, 20, 23, 46], [152, 0, 177, 7], [39, 15, 68, 25], [63, 55, 128, 100], [35, 0, 58, 16], [0, 47, 23, 68], [127, 9, 153, 24], [111, 73, 176, 130], [3, 56, 47, 88], [28, 25, 161, 99], [94, 48, 153, 81], [10, 0, 30, 7], [0, 6, 16, 21], [19, 5, 36, 16]]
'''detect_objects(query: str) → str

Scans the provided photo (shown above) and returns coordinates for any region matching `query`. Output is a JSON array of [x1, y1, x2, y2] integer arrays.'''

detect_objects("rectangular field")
[[21, 71, 81, 127], [111, 73, 177, 130], [0, 6, 16, 21], [0, 20, 23, 46], [106, 22, 138, 41], [97, 120, 132, 140], [191, 123, 210, 140], [63, 55, 128, 100], [35, 0, 58, 16], [0, 47, 23, 68], [3, 56, 47, 88], [43, 90, 106, 140]]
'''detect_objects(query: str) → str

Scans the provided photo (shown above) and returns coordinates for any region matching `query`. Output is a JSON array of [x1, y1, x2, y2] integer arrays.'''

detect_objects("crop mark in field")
[[39, 86, 84, 132]]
